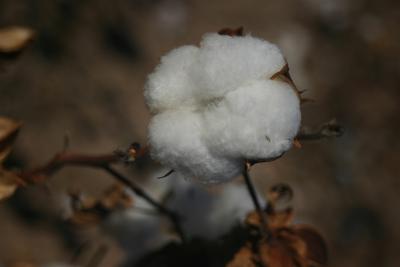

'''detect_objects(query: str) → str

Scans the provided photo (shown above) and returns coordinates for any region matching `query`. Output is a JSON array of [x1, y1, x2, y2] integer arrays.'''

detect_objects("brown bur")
[[227, 183, 328, 267]]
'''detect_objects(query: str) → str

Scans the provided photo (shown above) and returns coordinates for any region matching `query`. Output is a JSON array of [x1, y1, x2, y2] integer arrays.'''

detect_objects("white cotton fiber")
[[148, 109, 243, 183], [191, 33, 286, 100], [203, 79, 301, 160], [145, 32, 301, 183], [144, 45, 199, 113]]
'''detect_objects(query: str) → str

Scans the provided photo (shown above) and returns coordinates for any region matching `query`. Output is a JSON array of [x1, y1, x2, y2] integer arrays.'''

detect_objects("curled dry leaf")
[[228, 183, 327, 267], [0, 167, 24, 200], [0, 116, 23, 200], [292, 225, 328, 265], [100, 183, 134, 209], [270, 63, 315, 106], [0, 116, 21, 162], [68, 183, 133, 226], [0, 26, 35, 56], [258, 230, 308, 267]]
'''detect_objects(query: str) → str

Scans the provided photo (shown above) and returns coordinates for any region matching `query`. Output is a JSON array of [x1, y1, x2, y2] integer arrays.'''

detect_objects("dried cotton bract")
[[145, 32, 301, 183]]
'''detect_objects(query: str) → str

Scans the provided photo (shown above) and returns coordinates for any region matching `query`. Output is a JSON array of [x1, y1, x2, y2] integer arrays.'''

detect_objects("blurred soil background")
[[0, 0, 399, 266]]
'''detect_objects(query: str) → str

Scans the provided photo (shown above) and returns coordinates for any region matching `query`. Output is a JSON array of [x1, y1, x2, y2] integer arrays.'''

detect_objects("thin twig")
[[19, 150, 186, 242], [104, 165, 186, 242], [296, 119, 344, 141], [243, 164, 270, 240], [20, 152, 119, 180]]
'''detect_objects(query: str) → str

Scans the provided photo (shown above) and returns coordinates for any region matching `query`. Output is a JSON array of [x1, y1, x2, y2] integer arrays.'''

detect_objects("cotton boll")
[[145, 31, 301, 183], [190, 33, 286, 100], [144, 45, 199, 112], [204, 79, 301, 160], [148, 109, 243, 183]]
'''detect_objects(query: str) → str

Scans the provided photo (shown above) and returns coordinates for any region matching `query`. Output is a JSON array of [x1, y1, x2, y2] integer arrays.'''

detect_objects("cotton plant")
[[145, 30, 303, 183]]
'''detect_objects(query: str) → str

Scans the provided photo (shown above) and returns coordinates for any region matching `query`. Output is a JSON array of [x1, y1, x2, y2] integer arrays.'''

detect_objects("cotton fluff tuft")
[[145, 33, 301, 183]]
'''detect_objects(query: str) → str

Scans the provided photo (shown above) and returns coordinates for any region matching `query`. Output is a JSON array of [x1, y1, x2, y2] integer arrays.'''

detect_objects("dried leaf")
[[0, 167, 23, 200], [68, 184, 133, 226], [231, 183, 327, 267], [0, 116, 21, 162], [293, 225, 328, 265], [100, 183, 133, 209], [259, 238, 302, 267], [270, 63, 302, 100], [245, 209, 293, 230], [0, 26, 35, 55], [268, 209, 294, 229]]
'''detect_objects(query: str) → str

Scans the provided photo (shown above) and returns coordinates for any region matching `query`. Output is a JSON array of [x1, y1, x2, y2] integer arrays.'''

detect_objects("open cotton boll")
[[144, 45, 199, 113], [148, 109, 243, 183], [190, 33, 286, 100], [145, 31, 301, 183], [203, 79, 301, 160]]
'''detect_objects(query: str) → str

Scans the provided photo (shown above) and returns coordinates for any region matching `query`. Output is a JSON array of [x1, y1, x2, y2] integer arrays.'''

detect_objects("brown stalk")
[[19, 149, 186, 242], [243, 163, 270, 241]]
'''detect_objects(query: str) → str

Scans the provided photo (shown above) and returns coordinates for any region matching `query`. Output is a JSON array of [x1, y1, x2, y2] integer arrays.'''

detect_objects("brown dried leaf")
[[0, 116, 21, 162], [245, 210, 261, 227], [100, 183, 133, 209], [259, 238, 302, 267], [68, 184, 133, 226], [268, 209, 294, 229], [0, 26, 35, 55], [228, 226, 327, 267], [270, 63, 303, 101], [0, 167, 23, 200], [233, 183, 327, 267], [293, 225, 328, 265]]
